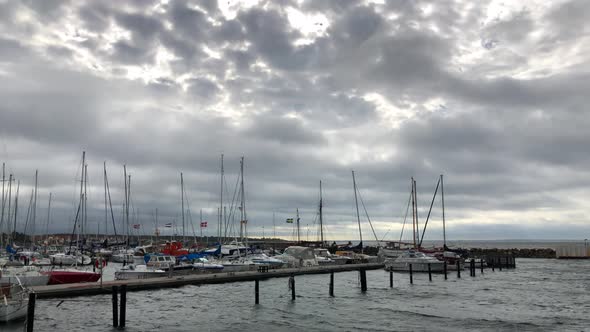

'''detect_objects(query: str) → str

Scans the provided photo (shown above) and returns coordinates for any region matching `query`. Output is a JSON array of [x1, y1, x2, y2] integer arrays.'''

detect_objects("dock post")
[[480, 259, 484, 274], [470, 259, 475, 277], [491, 260, 495, 272], [26, 292, 36, 332], [428, 264, 432, 282], [457, 262, 461, 278], [92, 258, 96, 273], [112, 286, 118, 328], [389, 270, 393, 288], [329, 271, 334, 296], [255, 279, 260, 304], [360, 268, 367, 292], [505, 256, 509, 269], [120, 285, 127, 328], [289, 275, 296, 301], [409, 264, 413, 284], [499, 258, 502, 271], [443, 261, 447, 280]]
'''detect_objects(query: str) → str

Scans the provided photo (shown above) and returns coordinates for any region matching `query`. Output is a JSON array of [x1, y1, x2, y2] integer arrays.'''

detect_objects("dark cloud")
[[0, 0, 588, 240]]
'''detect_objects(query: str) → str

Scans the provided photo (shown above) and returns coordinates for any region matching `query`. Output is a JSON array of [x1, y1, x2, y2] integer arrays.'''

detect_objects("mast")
[[296, 208, 300, 244], [0, 163, 4, 246], [155, 208, 159, 245], [84, 164, 88, 242], [219, 154, 223, 244], [32, 170, 38, 246], [12, 180, 19, 245], [181, 172, 185, 243], [239, 157, 247, 244], [414, 178, 419, 248], [6, 174, 12, 244], [45, 192, 52, 245], [319, 180, 324, 246], [352, 171, 363, 254], [441, 174, 446, 248], [411, 178, 416, 248], [199, 208, 203, 244], [78, 152, 85, 248], [104, 162, 108, 239], [123, 165, 129, 245]]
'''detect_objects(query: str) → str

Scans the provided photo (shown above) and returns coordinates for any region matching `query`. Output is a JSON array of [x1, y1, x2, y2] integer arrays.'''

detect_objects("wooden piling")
[[428, 263, 432, 282], [443, 261, 447, 280], [457, 262, 461, 278], [255, 279, 259, 304], [389, 270, 393, 288], [470, 259, 475, 277], [480, 259, 484, 274], [26, 292, 36, 332], [290, 276, 295, 301], [499, 258, 502, 271], [505, 256, 509, 269], [119, 285, 127, 328], [329, 271, 334, 296], [112, 286, 118, 328], [409, 264, 413, 284], [360, 268, 367, 292], [491, 260, 495, 271]]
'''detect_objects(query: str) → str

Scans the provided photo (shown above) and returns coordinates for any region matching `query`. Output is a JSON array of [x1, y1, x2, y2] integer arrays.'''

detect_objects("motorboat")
[[385, 250, 445, 272], [0, 282, 29, 322], [115, 265, 167, 280], [275, 246, 318, 267], [49, 252, 91, 266], [248, 254, 285, 268], [191, 258, 225, 272], [314, 248, 350, 265]]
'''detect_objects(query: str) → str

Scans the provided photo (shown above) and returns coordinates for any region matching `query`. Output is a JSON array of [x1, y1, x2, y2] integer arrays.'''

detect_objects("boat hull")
[[0, 302, 28, 322], [43, 271, 101, 285], [0, 275, 50, 287]]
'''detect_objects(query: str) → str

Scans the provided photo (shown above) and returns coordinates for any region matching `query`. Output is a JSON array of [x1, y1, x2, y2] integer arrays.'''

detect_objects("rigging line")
[[183, 188, 197, 239], [398, 190, 412, 243], [223, 172, 241, 240], [419, 177, 441, 247], [356, 186, 381, 246]]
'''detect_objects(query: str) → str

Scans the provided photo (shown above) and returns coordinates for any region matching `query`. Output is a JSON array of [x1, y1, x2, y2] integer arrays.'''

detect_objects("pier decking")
[[30, 263, 384, 299]]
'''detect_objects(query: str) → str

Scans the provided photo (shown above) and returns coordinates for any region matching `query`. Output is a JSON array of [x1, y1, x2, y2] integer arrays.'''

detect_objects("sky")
[[0, 0, 589, 242]]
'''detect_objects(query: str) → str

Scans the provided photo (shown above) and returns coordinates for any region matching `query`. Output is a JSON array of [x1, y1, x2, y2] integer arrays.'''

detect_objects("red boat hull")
[[43, 271, 101, 285]]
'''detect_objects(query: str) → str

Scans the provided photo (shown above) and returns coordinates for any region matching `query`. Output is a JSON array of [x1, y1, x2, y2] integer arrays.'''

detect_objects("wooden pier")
[[30, 263, 384, 299]]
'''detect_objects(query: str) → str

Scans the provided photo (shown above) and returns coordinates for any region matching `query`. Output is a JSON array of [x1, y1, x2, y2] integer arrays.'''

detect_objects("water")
[[2, 259, 589, 331]]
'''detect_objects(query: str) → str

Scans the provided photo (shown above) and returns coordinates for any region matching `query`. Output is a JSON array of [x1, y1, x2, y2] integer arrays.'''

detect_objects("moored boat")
[[0, 282, 29, 322], [42, 269, 101, 285], [385, 250, 445, 272]]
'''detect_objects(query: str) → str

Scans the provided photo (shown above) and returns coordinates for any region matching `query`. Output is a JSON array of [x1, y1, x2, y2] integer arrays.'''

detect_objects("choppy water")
[[2, 258, 589, 331]]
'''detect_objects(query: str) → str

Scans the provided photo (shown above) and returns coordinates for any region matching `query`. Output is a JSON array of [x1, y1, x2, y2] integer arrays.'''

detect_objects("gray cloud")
[[0, 0, 588, 241]]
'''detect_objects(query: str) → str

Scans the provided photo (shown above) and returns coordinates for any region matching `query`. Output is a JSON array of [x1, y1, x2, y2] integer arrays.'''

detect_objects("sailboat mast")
[[78, 152, 85, 247], [181, 172, 185, 243], [441, 174, 446, 248], [414, 179, 419, 248], [319, 180, 324, 246], [219, 154, 223, 244], [123, 165, 129, 245], [296, 208, 300, 244], [104, 162, 108, 238], [411, 178, 416, 248], [6, 174, 12, 245], [0, 163, 4, 246], [84, 164, 88, 242], [12, 180, 20, 245], [45, 192, 52, 244], [352, 171, 363, 254], [240, 157, 247, 243], [32, 170, 38, 246]]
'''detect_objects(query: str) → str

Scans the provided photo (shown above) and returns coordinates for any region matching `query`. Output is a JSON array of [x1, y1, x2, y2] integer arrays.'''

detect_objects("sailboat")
[[43, 152, 100, 284], [385, 177, 445, 272], [0, 280, 29, 322]]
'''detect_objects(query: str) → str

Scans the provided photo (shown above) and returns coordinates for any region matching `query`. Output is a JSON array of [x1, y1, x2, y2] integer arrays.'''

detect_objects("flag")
[[164, 222, 172, 228], [132, 224, 140, 229], [200, 221, 207, 228], [286, 218, 293, 224]]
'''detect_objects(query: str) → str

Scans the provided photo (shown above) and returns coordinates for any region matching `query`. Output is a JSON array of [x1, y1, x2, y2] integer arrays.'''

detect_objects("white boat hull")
[[0, 275, 50, 287]]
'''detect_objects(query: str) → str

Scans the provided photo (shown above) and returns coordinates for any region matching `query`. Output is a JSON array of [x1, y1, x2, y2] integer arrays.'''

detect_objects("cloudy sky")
[[0, 0, 588, 243]]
